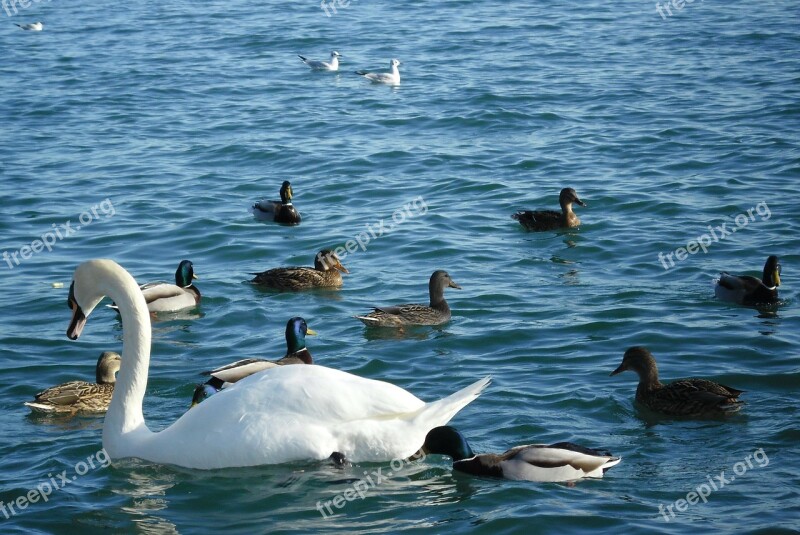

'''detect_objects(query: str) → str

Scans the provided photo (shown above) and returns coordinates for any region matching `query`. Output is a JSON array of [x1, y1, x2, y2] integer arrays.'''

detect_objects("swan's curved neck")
[[101, 265, 153, 447]]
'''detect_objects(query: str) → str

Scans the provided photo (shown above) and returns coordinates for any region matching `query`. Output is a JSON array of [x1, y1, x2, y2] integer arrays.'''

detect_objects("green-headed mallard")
[[191, 317, 317, 406], [420, 426, 621, 482], [354, 270, 461, 327], [610, 346, 744, 417], [715, 255, 781, 306], [299, 50, 341, 71], [25, 351, 121, 413], [65, 259, 491, 468], [512, 188, 586, 231], [250, 250, 348, 290], [136, 260, 201, 314], [253, 181, 301, 225]]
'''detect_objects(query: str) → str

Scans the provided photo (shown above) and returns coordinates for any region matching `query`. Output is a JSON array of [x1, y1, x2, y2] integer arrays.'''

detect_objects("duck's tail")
[[413, 376, 491, 429]]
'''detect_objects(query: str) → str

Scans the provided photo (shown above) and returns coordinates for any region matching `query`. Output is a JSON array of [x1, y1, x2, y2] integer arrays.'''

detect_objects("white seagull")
[[15, 22, 43, 31], [356, 59, 401, 85], [298, 50, 341, 71]]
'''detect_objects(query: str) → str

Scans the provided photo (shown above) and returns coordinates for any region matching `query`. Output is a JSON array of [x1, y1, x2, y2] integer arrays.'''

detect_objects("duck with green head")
[[354, 270, 461, 327], [25, 351, 122, 414], [114, 260, 200, 314], [512, 187, 586, 231], [610, 346, 744, 417], [253, 181, 301, 225], [420, 426, 621, 482], [250, 250, 349, 290], [191, 317, 316, 406], [715, 255, 781, 306]]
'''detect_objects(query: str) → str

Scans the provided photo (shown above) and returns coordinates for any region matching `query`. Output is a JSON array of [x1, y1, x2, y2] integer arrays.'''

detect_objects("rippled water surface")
[[1, 0, 799, 533]]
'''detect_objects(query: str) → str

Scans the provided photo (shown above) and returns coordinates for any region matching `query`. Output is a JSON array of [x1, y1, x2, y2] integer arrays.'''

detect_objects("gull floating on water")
[[356, 59, 401, 85], [15, 22, 43, 31], [298, 50, 340, 71]]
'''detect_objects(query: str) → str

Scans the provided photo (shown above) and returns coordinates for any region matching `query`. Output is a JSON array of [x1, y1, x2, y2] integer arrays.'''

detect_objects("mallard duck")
[[354, 270, 461, 327], [65, 259, 490, 468], [252, 181, 301, 225], [356, 59, 401, 85], [420, 426, 621, 482], [299, 50, 340, 71], [715, 255, 781, 306], [610, 346, 744, 417], [25, 351, 121, 413], [512, 188, 586, 231], [250, 250, 348, 290], [134, 260, 200, 314], [191, 317, 317, 406]]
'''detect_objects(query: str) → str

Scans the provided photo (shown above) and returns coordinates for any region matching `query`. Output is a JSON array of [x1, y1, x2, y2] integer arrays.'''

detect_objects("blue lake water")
[[0, 0, 798, 533]]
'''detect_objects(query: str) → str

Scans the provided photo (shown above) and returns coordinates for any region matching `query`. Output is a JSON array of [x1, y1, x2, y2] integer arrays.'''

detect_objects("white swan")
[[66, 259, 490, 469]]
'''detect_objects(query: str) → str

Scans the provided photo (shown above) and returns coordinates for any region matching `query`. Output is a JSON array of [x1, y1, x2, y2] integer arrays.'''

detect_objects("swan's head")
[[67, 259, 139, 340], [280, 181, 293, 203], [391, 59, 401, 68], [331, 51, 341, 58], [67, 266, 104, 340], [421, 426, 475, 461], [175, 259, 198, 287], [286, 317, 317, 354]]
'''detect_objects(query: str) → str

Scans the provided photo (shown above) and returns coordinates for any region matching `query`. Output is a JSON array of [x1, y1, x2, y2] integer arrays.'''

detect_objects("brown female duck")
[[512, 187, 586, 231], [610, 346, 744, 417], [250, 250, 348, 290]]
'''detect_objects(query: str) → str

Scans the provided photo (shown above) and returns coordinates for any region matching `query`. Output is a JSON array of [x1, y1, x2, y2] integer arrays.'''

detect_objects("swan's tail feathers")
[[416, 376, 491, 428], [298, 55, 307, 62]]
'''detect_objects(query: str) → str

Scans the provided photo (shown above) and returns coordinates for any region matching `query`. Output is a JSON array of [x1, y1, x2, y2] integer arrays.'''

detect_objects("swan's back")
[[128, 365, 487, 468]]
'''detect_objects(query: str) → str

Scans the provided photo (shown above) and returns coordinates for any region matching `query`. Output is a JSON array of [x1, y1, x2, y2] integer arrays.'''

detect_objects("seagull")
[[298, 50, 341, 71], [15, 22, 43, 31], [356, 59, 401, 85]]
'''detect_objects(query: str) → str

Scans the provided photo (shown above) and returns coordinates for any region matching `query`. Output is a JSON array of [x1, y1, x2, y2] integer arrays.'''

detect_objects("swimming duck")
[[420, 426, 620, 482], [134, 260, 200, 314], [191, 317, 317, 406], [715, 255, 781, 306], [25, 351, 121, 413], [299, 50, 341, 71], [66, 259, 490, 468], [512, 188, 586, 231], [252, 181, 301, 225], [610, 346, 744, 417], [354, 270, 461, 327], [250, 250, 349, 290]]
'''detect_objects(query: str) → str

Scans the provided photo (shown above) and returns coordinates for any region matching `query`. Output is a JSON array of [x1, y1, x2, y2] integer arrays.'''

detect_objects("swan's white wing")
[[131, 365, 488, 468]]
